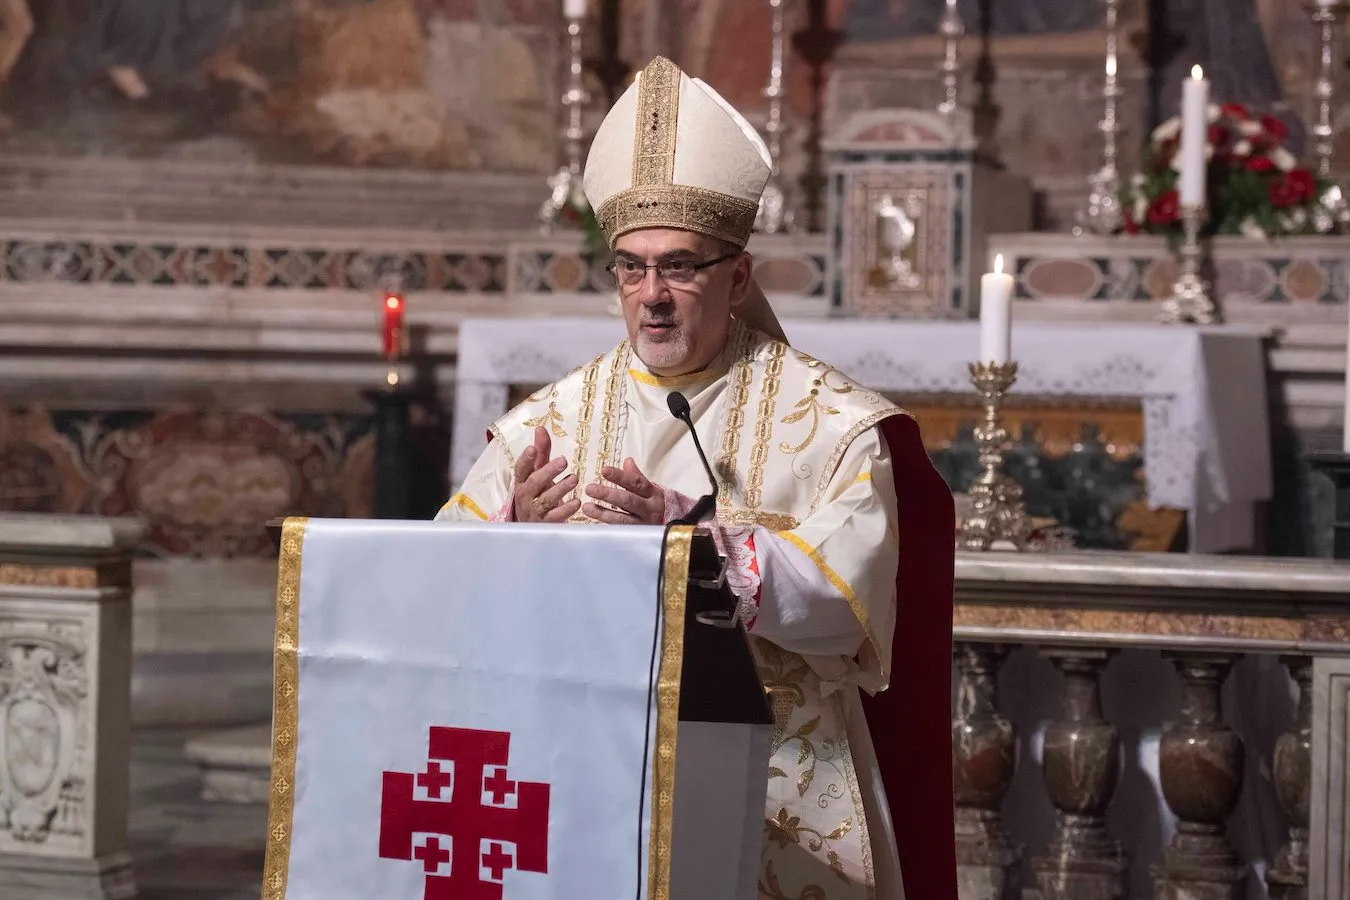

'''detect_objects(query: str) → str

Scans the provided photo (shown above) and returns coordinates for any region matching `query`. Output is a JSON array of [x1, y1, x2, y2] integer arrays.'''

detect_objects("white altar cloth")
[[451, 317, 1271, 553]]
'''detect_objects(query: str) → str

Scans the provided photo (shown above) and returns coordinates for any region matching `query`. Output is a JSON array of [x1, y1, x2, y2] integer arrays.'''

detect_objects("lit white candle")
[[564, 0, 587, 18], [1179, 65, 1210, 207], [980, 254, 1014, 364]]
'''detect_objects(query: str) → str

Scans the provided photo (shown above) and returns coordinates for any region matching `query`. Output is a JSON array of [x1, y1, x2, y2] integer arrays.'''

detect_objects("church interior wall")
[[0, 5, 1344, 897], [0, 0, 1342, 723]]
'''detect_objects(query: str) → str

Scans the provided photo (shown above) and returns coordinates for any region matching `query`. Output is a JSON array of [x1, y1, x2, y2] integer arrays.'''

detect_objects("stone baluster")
[[1153, 653, 1245, 900], [0, 513, 144, 900], [1266, 656, 1312, 900], [952, 643, 1020, 900], [1032, 649, 1127, 900]]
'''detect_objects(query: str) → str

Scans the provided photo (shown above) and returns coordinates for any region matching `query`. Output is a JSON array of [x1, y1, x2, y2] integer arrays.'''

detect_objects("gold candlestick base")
[[959, 361, 1036, 551], [1160, 203, 1220, 325]]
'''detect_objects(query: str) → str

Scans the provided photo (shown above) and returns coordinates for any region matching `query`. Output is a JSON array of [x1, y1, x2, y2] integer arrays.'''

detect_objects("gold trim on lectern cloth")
[[262, 516, 308, 900], [649, 525, 693, 900]]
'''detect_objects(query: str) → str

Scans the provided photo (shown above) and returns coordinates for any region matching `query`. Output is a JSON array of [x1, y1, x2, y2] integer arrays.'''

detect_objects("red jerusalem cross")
[[380, 727, 550, 900]]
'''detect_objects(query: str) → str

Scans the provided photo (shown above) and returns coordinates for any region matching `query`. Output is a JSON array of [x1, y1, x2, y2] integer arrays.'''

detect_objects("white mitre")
[[583, 55, 786, 341]]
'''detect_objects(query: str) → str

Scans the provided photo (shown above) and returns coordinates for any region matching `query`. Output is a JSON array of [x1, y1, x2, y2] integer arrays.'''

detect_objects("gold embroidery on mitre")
[[633, 55, 680, 188], [596, 185, 760, 248]]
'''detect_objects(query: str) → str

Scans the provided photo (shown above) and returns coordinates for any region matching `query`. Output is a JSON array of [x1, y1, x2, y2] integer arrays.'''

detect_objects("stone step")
[[183, 725, 272, 805]]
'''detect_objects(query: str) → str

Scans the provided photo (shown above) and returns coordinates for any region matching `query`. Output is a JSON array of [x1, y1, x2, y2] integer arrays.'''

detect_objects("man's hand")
[[513, 426, 581, 522], [583, 458, 666, 525]]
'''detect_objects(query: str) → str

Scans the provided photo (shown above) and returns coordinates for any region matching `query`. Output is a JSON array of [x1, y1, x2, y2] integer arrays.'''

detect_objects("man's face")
[[611, 228, 752, 376]]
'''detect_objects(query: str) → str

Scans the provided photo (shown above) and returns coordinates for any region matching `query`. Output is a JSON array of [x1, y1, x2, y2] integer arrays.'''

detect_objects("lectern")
[[260, 518, 772, 900]]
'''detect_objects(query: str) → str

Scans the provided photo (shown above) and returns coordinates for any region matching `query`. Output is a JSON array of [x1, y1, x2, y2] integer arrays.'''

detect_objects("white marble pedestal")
[[0, 514, 144, 900], [184, 725, 271, 804]]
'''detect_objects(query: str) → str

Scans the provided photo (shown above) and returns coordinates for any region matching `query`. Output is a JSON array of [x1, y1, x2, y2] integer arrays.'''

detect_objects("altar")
[[452, 317, 1272, 554]]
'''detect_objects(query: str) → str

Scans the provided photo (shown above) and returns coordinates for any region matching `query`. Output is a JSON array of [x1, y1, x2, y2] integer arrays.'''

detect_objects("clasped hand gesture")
[[512, 426, 665, 525]]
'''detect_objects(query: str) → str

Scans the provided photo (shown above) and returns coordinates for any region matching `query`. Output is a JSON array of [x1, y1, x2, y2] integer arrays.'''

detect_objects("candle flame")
[[994, 253, 1004, 275], [1191, 64, 1203, 80], [1105, 55, 1116, 77]]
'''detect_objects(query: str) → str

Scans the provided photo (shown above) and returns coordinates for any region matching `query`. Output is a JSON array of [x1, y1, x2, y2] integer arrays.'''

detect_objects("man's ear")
[[728, 252, 754, 307]]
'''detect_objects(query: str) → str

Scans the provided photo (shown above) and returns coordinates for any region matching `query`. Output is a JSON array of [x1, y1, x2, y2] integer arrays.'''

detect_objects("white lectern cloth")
[[262, 518, 691, 900]]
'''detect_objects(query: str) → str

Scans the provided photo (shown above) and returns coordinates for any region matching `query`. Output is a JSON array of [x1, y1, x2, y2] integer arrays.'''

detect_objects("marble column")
[[952, 642, 1020, 900], [1153, 653, 1246, 900], [0, 513, 144, 900], [1267, 656, 1312, 900], [1032, 649, 1126, 900]]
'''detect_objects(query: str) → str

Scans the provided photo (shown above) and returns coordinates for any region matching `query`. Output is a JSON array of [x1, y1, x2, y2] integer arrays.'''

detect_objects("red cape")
[[863, 414, 957, 900], [486, 415, 957, 896]]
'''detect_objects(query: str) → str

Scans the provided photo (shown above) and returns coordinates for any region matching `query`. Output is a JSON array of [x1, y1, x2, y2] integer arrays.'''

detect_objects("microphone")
[[666, 391, 719, 526]]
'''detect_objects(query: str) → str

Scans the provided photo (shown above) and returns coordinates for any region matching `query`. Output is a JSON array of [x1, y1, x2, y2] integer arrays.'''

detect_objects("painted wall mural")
[[0, 0, 1330, 173], [0, 0, 554, 171]]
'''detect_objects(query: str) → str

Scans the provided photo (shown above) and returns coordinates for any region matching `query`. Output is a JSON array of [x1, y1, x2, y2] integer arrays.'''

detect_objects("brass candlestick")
[[1160, 203, 1219, 325], [539, 13, 589, 231], [754, 0, 794, 234], [1073, 0, 1124, 235], [937, 0, 964, 118], [959, 361, 1035, 551]]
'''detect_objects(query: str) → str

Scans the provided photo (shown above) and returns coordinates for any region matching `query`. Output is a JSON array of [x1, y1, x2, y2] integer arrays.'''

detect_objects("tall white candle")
[[564, 0, 587, 18], [980, 254, 1014, 364], [1179, 65, 1210, 207]]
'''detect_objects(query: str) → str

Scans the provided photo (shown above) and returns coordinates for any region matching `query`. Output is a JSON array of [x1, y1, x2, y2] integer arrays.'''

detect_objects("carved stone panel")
[[1309, 656, 1350, 900], [0, 612, 93, 859]]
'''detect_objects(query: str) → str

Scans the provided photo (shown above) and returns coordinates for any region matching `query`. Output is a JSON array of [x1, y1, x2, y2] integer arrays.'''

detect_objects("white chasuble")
[[441, 319, 909, 900]]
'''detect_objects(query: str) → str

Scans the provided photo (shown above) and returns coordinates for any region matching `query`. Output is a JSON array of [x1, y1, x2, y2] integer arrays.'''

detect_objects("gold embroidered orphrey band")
[[650, 525, 693, 900], [262, 516, 307, 900]]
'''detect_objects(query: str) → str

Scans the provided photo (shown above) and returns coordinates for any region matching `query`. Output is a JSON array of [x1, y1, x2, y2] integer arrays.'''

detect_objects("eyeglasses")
[[605, 252, 739, 288]]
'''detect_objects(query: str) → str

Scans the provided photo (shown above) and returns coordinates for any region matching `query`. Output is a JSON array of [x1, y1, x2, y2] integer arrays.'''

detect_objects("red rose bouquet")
[[1120, 102, 1340, 240]]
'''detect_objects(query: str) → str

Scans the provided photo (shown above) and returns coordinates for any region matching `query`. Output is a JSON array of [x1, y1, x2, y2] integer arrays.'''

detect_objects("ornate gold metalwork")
[[1161, 203, 1220, 325], [958, 362, 1037, 551]]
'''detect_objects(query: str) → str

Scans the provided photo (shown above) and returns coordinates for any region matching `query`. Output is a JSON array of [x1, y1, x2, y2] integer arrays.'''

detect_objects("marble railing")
[[171, 545, 1350, 900], [953, 550, 1350, 900]]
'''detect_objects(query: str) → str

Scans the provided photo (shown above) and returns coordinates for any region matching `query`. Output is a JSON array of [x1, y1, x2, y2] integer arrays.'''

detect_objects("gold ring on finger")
[[531, 497, 548, 513]]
